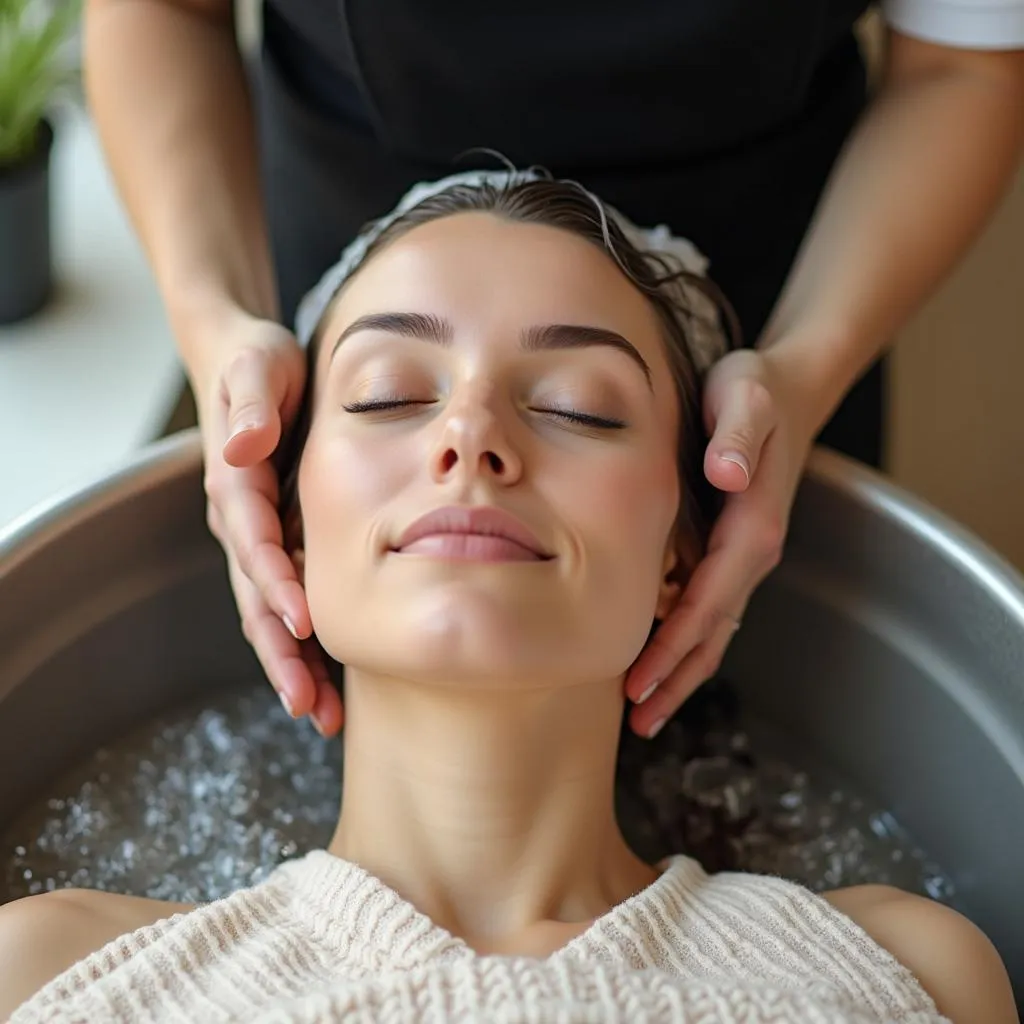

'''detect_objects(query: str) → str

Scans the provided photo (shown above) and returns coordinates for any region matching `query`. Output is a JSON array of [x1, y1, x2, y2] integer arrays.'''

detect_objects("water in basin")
[[1, 679, 955, 906]]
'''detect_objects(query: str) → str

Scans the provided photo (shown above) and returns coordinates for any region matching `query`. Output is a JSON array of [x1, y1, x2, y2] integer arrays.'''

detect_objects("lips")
[[392, 506, 553, 562]]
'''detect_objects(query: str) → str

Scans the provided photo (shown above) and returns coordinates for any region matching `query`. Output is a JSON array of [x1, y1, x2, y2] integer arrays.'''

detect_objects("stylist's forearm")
[[761, 33, 1024, 434], [84, 0, 278, 384]]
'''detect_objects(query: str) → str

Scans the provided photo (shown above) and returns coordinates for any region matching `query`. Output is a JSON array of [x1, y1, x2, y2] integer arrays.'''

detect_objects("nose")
[[429, 383, 524, 486]]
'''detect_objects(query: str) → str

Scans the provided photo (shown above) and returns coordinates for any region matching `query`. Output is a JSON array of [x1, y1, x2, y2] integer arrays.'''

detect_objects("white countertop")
[[0, 105, 183, 532]]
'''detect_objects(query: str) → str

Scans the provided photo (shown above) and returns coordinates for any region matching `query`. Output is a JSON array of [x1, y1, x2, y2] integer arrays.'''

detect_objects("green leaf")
[[0, 0, 81, 167]]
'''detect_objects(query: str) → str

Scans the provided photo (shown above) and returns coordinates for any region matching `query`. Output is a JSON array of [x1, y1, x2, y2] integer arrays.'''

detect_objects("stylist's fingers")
[[307, 646, 344, 738], [226, 543, 340, 736], [219, 465, 311, 636], [625, 515, 760, 707], [224, 543, 320, 719], [220, 346, 291, 468], [206, 461, 312, 640], [628, 613, 742, 739], [624, 485, 785, 723], [625, 346, 813, 738], [703, 371, 777, 494]]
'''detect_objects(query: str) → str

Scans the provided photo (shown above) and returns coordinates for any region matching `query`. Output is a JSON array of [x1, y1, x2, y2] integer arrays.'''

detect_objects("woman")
[[82, 1, 1024, 740], [0, 174, 1014, 1024]]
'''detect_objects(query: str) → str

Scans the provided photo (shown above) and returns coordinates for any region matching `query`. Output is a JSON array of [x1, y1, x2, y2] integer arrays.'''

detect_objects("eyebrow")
[[331, 312, 652, 388], [333, 312, 453, 352]]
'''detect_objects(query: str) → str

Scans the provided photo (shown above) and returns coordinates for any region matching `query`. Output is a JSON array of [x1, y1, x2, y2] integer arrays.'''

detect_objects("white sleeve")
[[882, 0, 1024, 48]]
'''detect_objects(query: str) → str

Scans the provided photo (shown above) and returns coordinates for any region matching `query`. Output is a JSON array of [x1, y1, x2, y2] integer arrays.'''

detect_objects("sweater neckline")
[[281, 849, 701, 969]]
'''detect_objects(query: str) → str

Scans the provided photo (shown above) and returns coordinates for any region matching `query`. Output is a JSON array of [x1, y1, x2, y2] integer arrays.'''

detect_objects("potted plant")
[[0, 0, 81, 325]]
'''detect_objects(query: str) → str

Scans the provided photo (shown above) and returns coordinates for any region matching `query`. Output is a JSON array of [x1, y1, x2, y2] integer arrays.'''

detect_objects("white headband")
[[294, 169, 728, 372]]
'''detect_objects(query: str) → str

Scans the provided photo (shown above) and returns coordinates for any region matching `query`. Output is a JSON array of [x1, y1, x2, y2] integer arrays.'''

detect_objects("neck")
[[328, 672, 655, 953]]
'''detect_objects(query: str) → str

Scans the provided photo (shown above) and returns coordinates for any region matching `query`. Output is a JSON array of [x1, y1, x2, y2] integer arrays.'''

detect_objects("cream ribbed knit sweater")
[[13, 852, 947, 1024]]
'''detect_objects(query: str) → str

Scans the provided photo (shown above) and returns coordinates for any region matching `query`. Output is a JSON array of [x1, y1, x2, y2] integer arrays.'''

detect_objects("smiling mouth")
[[391, 506, 554, 563], [395, 533, 548, 562]]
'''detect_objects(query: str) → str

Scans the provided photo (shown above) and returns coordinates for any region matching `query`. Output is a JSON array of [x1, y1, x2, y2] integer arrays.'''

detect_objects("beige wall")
[[887, 149, 1024, 570]]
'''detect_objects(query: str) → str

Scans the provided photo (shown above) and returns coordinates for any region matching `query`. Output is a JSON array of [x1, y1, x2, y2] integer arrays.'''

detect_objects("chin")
[[403, 586, 542, 682], [325, 585, 560, 685], [312, 574, 657, 686]]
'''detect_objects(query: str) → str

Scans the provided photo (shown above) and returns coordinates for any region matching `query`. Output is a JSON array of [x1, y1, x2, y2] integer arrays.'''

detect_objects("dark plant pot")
[[0, 120, 54, 325]]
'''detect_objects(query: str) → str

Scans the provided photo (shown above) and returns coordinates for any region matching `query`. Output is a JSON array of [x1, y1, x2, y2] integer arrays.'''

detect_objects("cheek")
[[297, 427, 416, 587], [574, 448, 680, 555], [553, 445, 679, 676]]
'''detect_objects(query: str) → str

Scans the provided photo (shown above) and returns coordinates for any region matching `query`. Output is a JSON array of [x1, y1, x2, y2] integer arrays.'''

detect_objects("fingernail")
[[282, 614, 300, 640], [228, 420, 260, 442], [310, 712, 326, 738], [635, 679, 661, 705], [279, 691, 296, 718], [719, 451, 750, 483], [648, 716, 667, 740]]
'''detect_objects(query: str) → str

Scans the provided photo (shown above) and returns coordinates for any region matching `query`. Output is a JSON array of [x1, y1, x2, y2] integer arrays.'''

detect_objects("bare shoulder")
[[824, 885, 1018, 1024], [0, 888, 192, 1021]]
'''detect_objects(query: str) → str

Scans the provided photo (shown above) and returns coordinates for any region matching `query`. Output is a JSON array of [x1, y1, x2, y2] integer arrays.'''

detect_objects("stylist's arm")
[[627, 28, 1024, 736], [83, 0, 340, 733]]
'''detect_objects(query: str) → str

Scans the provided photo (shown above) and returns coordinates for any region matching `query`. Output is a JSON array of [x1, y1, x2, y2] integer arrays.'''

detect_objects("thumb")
[[220, 348, 286, 468], [704, 378, 775, 493]]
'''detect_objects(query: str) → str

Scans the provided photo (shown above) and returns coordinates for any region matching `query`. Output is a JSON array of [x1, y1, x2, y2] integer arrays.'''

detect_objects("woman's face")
[[298, 212, 687, 688]]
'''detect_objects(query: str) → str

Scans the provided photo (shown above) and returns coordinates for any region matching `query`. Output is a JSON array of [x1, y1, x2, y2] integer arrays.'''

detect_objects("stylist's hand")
[[193, 309, 342, 736], [625, 347, 816, 737]]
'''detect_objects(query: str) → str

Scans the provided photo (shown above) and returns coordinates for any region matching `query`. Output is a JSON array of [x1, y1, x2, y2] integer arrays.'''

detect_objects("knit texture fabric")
[[13, 852, 948, 1024]]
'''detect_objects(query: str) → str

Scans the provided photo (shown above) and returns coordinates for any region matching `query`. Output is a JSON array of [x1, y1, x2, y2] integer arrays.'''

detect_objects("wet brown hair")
[[278, 175, 740, 555]]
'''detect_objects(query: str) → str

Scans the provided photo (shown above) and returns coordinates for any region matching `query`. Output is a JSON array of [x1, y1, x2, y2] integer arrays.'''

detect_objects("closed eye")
[[343, 397, 436, 413], [343, 398, 624, 430], [533, 408, 626, 430]]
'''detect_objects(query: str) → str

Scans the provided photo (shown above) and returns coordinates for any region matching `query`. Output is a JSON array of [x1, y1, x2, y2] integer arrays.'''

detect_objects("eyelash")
[[342, 397, 625, 430], [342, 397, 433, 414], [539, 408, 626, 430]]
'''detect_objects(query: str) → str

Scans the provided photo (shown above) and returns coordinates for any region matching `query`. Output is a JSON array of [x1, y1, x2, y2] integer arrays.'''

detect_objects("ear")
[[654, 528, 700, 620]]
